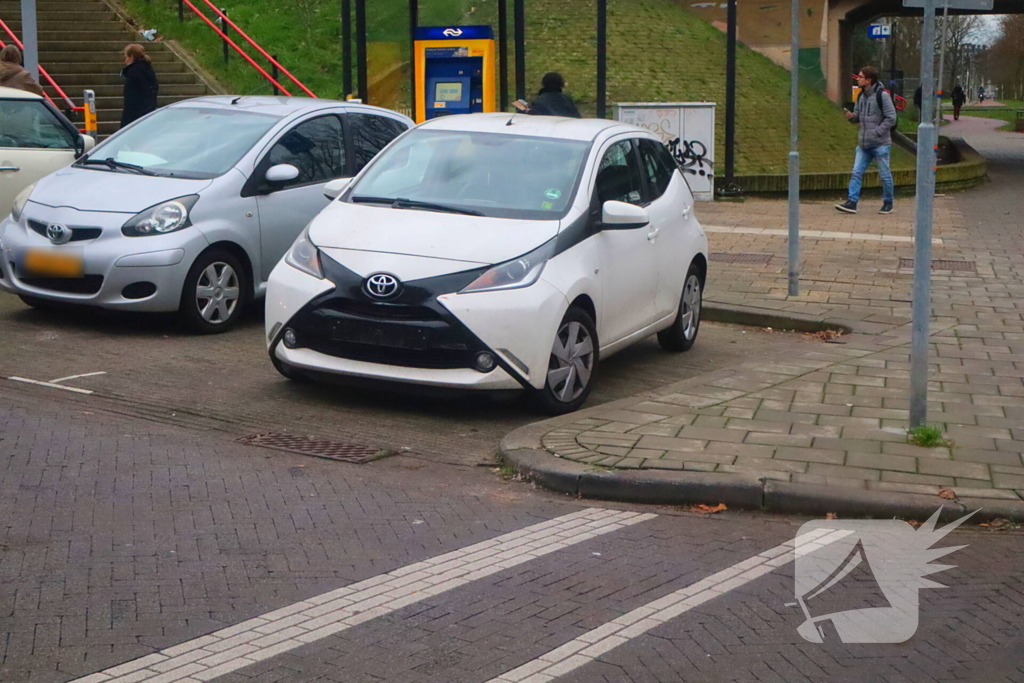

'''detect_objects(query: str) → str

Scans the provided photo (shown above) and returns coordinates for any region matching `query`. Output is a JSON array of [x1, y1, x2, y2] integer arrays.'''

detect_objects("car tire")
[[18, 294, 62, 311], [657, 262, 703, 352], [271, 354, 309, 383], [178, 249, 248, 334], [532, 307, 599, 415]]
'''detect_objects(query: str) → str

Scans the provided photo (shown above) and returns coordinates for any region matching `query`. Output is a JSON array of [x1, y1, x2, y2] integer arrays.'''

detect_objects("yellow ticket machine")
[[413, 26, 496, 123]]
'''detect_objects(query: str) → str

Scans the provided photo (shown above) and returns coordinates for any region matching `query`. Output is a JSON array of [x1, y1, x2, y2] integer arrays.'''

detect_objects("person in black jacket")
[[951, 84, 966, 120], [525, 72, 581, 118], [120, 44, 159, 129]]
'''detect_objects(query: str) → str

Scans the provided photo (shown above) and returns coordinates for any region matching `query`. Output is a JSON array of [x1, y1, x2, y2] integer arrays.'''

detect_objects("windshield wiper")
[[351, 195, 482, 217], [81, 157, 156, 176]]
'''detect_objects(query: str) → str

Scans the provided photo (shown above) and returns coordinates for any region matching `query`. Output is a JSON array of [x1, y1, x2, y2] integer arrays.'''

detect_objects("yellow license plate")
[[22, 249, 84, 278]]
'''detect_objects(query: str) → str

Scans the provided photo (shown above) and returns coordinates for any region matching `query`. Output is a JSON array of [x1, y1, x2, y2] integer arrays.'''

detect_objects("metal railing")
[[179, 0, 316, 98], [0, 16, 83, 116]]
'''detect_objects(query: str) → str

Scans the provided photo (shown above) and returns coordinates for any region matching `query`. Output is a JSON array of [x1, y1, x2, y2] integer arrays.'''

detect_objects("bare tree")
[[939, 15, 981, 92], [984, 15, 1024, 100]]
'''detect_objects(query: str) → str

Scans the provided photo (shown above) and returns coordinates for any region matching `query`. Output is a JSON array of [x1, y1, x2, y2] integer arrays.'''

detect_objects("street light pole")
[[724, 0, 737, 189], [910, 0, 938, 427], [787, 0, 799, 296], [20, 0, 38, 81], [934, 0, 949, 126]]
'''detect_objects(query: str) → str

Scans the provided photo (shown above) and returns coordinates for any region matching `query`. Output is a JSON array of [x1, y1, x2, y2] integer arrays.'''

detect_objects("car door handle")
[[0, 166, 19, 172], [647, 227, 660, 242]]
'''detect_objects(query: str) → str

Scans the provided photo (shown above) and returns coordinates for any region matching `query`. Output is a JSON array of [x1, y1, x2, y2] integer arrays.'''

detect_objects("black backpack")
[[861, 87, 897, 128]]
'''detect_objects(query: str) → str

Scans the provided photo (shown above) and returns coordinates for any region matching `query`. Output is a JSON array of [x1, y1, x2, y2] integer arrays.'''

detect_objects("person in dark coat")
[[0, 46, 44, 96], [914, 84, 923, 122], [951, 84, 966, 120], [525, 72, 581, 118], [120, 43, 159, 129]]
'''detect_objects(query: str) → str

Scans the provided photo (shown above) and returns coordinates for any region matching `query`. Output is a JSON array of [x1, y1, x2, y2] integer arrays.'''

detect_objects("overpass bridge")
[[682, 0, 1024, 104]]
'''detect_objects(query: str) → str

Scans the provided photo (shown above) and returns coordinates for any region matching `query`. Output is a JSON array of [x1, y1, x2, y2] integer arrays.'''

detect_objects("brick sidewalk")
[[509, 116, 1024, 513]]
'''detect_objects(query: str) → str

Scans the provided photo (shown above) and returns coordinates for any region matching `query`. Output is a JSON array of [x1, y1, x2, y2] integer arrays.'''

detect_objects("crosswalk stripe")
[[486, 527, 854, 683], [71, 507, 656, 683]]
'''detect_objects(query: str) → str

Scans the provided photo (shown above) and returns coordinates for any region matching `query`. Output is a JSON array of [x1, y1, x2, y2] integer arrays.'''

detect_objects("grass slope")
[[954, 102, 1022, 132], [117, 0, 913, 174]]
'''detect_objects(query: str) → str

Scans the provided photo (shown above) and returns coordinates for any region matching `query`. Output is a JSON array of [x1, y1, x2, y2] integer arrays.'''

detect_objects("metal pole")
[[341, 0, 352, 97], [178, 0, 184, 22], [787, 0, 799, 296], [596, 0, 607, 119], [514, 0, 525, 101], [409, 0, 417, 118], [890, 28, 897, 87], [356, 0, 367, 102], [498, 0, 509, 110], [271, 55, 280, 96], [911, 0, 938, 428], [934, 0, 949, 126], [220, 9, 229, 65], [20, 0, 38, 81], [724, 0, 737, 188]]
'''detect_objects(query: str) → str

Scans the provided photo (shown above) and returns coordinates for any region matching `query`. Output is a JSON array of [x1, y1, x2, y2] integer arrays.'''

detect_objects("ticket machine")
[[413, 25, 496, 123]]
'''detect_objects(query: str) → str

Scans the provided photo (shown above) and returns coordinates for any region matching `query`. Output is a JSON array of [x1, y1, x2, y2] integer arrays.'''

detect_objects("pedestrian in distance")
[[514, 72, 581, 118], [951, 83, 966, 121], [978, 86, 985, 103], [0, 45, 45, 96], [836, 66, 896, 216], [120, 43, 159, 129], [914, 84, 923, 123]]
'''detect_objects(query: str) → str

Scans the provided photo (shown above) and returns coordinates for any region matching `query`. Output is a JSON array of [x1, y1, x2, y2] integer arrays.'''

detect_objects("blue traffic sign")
[[868, 24, 892, 38]]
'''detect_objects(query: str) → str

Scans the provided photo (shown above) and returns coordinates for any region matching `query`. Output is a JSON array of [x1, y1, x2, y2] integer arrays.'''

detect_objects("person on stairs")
[[120, 43, 159, 129], [0, 46, 45, 97]]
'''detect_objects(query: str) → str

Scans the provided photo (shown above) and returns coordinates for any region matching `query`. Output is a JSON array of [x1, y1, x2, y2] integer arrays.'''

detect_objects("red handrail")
[[0, 16, 83, 112], [197, 0, 316, 98], [180, 0, 315, 98]]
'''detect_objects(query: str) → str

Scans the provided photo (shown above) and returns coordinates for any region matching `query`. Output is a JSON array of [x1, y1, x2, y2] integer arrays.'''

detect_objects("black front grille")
[[19, 275, 103, 294], [27, 219, 102, 242]]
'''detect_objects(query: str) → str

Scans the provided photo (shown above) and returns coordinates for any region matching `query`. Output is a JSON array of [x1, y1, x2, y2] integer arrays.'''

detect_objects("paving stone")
[[772, 446, 846, 465], [633, 435, 707, 452], [845, 451, 917, 473], [805, 463, 881, 481], [880, 471, 956, 486], [918, 459, 992, 480]]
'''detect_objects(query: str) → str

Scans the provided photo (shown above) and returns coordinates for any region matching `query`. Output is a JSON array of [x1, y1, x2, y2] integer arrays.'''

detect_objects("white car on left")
[[0, 86, 94, 217]]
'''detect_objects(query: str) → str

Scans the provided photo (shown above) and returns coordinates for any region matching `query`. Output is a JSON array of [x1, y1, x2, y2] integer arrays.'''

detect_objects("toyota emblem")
[[364, 273, 401, 299], [46, 223, 71, 245]]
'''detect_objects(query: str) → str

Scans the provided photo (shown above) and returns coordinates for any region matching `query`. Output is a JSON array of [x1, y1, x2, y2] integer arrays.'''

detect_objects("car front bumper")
[[0, 207, 207, 312]]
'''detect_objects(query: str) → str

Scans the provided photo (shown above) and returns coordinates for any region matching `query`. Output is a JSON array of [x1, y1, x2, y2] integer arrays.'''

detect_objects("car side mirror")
[[75, 134, 95, 159], [265, 163, 300, 184], [600, 200, 650, 230], [323, 177, 352, 200]]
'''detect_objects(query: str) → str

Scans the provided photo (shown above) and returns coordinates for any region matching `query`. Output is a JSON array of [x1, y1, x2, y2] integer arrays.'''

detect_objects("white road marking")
[[487, 527, 854, 683], [8, 377, 93, 395], [49, 371, 107, 384], [705, 224, 943, 245], [71, 507, 656, 683]]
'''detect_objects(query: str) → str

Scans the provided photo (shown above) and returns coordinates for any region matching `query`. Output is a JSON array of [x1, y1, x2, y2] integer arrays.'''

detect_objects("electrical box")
[[414, 26, 496, 123]]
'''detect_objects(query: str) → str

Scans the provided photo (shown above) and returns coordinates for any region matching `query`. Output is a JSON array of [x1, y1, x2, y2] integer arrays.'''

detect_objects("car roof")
[[167, 96, 409, 120], [0, 86, 42, 100], [417, 113, 643, 141]]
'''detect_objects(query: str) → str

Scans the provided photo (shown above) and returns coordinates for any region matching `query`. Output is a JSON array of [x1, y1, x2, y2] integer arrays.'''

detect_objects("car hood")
[[29, 166, 214, 213], [308, 201, 561, 267]]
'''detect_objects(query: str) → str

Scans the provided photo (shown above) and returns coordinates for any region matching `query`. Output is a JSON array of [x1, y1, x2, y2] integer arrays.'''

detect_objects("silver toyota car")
[[0, 96, 411, 333]]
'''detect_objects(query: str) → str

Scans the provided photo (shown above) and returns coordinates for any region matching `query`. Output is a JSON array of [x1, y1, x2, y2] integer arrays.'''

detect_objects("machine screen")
[[435, 82, 464, 102]]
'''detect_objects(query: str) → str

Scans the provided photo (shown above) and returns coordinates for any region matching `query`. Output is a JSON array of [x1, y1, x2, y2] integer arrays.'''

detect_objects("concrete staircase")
[[0, 0, 215, 137]]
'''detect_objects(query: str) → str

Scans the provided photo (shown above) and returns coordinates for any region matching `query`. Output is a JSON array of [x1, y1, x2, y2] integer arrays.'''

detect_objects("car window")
[[265, 114, 346, 189], [595, 139, 644, 206], [350, 113, 408, 173], [639, 139, 675, 199], [0, 99, 75, 150]]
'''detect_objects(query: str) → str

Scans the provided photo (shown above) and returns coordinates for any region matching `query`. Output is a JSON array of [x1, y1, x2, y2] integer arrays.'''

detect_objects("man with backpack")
[[836, 66, 897, 215]]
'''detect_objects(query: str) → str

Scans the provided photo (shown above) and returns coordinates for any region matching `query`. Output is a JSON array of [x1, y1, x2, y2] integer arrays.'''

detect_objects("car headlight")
[[461, 239, 555, 294], [11, 183, 35, 222], [284, 225, 323, 279], [122, 195, 199, 237]]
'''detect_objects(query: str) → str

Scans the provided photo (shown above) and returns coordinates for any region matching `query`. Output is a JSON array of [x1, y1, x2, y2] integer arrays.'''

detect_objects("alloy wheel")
[[195, 262, 240, 324], [681, 273, 701, 341], [547, 320, 595, 403]]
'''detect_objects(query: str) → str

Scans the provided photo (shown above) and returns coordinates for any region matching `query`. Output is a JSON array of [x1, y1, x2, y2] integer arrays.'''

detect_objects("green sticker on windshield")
[[541, 201, 554, 210], [544, 188, 562, 200]]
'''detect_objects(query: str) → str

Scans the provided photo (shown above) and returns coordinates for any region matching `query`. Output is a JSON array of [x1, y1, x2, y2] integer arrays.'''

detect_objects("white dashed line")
[[49, 371, 107, 384], [486, 527, 855, 683], [71, 507, 656, 683], [8, 377, 94, 394]]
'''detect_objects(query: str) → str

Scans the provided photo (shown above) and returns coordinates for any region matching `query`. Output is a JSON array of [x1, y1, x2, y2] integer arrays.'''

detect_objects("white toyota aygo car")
[[266, 114, 709, 413]]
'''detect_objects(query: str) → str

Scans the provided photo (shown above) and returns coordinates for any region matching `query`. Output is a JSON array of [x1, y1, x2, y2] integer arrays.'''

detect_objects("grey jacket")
[[850, 83, 896, 149]]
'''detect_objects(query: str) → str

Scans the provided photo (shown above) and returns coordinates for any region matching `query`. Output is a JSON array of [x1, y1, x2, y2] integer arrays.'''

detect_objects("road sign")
[[868, 24, 892, 38], [903, 0, 992, 8]]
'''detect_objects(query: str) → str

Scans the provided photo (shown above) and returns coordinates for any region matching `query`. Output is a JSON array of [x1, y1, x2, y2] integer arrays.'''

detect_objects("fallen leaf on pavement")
[[826, 512, 837, 520], [685, 503, 727, 514], [938, 488, 957, 499], [804, 329, 843, 343], [908, 519, 922, 528]]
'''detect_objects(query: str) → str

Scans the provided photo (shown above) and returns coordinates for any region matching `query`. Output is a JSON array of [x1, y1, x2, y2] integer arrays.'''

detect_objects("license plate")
[[20, 249, 84, 278], [331, 321, 428, 349]]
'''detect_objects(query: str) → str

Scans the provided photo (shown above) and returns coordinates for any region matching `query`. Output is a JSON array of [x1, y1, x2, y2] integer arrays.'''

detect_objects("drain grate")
[[711, 252, 773, 264], [898, 258, 976, 272], [237, 432, 391, 464]]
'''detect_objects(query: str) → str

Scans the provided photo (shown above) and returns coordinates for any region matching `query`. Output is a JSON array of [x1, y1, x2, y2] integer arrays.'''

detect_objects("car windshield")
[[79, 107, 281, 178], [348, 130, 590, 220]]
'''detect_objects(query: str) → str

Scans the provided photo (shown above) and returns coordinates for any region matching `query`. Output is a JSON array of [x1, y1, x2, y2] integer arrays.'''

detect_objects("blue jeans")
[[847, 144, 894, 204]]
